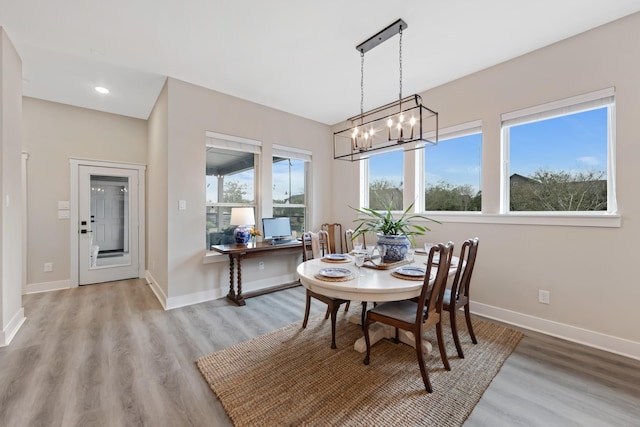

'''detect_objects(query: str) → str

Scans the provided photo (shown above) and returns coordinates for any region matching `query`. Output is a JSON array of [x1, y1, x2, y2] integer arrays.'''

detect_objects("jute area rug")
[[196, 313, 523, 427]]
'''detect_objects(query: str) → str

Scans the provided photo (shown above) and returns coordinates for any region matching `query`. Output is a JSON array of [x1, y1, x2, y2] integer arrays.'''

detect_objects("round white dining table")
[[296, 253, 460, 353], [297, 257, 432, 302]]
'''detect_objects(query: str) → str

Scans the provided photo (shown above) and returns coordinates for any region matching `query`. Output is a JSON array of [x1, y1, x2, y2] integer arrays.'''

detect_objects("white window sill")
[[203, 251, 229, 264], [418, 212, 621, 228]]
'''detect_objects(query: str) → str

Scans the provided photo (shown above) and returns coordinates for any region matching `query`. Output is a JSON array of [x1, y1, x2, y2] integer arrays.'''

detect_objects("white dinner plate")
[[318, 267, 352, 278], [324, 254, 349, 261], [394, 266, 426, 277]]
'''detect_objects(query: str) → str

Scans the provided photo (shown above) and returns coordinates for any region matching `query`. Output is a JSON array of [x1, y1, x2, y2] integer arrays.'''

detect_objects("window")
[[365, 149, 404, 211], [502, 88, 615, 213], [205, 133, 260, 249], [272, 145, 311, 235], [421, 121, 482, 212]]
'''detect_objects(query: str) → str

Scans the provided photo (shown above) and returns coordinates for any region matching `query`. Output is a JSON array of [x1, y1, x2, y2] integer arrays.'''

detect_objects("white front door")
[[78, 165, 140, 285]]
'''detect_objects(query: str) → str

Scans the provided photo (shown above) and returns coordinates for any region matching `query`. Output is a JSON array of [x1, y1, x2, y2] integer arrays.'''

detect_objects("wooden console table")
[[210, 241, 303, 306]]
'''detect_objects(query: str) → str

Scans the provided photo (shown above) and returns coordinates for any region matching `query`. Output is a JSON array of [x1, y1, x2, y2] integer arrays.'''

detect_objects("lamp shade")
[[230, 207, 255, 226]]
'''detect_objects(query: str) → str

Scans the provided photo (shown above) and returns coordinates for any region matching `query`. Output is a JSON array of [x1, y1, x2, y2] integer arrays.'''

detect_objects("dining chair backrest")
[[417, 241, 454, 323], [321, 223, 343, 254], [450, 237, 479, 301], [302, 230, 331, 261], [344, 229, 366, 253]]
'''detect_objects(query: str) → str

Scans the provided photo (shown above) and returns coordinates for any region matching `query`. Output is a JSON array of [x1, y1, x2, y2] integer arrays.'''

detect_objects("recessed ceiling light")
[[95, 86, 110, 94]]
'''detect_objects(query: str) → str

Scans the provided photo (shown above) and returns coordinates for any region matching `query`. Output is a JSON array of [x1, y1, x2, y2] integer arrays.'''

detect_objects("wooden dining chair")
[[444, 237, 480, 358], [344, 228, 367, 253], [301, 230, 350, 349], [321, 223, 344, 254], [363, 241, 454, 393]]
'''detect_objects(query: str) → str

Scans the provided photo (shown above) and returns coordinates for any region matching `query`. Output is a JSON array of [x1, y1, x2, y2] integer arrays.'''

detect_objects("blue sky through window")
[[509, 107, 608, 177], [369, 150, 404, 188], [425, 133, 482, 192]]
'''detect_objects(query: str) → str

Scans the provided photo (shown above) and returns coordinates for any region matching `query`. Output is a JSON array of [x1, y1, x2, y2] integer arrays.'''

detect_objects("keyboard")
[[272, 239, 296, 245]]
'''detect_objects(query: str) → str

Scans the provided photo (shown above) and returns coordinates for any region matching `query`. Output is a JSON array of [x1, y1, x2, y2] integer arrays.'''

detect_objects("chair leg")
[[414, 328, 433, 393], [363, 318, 371, 365], [302, 292, 312, 329], [329, 303, 340, 349], [324, 305, 330, 320], [464, 304, 478, 344], [450, 306, 465, 359], [344, 301, 351, 312], [436, 321, 451, 371], [360, 302, 367, 330]]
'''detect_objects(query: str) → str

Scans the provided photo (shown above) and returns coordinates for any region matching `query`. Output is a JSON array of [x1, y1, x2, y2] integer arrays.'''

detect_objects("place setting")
[[419, 243, 459, 267], [321, 253, 352, 263], [314, 266, 354, 282]]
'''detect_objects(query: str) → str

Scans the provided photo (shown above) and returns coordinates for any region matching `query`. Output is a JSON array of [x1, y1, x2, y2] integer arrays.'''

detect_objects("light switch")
[[58, 201, 70, 209], [179, 200, 187, 210], [58, 210, 70, 219]]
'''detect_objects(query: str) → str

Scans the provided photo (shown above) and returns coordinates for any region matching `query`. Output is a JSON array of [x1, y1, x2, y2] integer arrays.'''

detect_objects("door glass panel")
[[89, 175, 131, 268]]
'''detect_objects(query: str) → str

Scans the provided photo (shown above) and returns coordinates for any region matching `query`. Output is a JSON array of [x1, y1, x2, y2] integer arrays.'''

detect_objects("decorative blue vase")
[[234, 226, 251, 244], [377, 234, 410, 263]]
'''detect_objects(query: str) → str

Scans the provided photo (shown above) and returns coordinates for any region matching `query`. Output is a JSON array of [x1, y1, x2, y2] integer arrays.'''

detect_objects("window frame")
[[417, 120, 483, 213], [271, 144, 311, 235], [500, 87, 617, 215], [361, 147, 405, 212], [205, 132, 261, 250]]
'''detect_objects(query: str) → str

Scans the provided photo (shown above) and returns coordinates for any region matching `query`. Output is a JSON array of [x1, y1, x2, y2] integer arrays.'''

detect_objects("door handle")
[[80, 229, 93, 234]]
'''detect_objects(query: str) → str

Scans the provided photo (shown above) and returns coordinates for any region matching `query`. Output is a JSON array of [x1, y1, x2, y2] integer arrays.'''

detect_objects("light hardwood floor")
[[1, 279, 638, 426]]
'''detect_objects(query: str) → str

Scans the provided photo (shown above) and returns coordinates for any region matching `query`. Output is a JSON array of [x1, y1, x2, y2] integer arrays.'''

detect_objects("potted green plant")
[[350, 202, 439, 262]]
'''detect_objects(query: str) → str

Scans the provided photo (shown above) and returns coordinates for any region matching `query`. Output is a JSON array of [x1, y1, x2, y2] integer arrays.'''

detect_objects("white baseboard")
[[145, 271, 168, 309], [25, 279, 71, 294], [145, 271, 225, 310], [243, 273, 297, 293], [472, 302, 640, 361], [0, 307, 26, 347], [165, 288, 226, 310]]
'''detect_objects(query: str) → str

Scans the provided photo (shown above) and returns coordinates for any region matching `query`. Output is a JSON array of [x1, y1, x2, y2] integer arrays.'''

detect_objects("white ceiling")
[[1, 1, 639, 124]]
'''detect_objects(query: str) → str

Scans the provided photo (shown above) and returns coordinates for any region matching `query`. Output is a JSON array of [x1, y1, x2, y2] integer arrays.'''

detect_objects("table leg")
[[353, 325, 432, 355], [226, 255, 246, 306]]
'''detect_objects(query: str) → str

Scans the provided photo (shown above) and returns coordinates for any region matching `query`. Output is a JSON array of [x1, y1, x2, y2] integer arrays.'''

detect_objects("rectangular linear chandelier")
[[334, 19, 438, 162]]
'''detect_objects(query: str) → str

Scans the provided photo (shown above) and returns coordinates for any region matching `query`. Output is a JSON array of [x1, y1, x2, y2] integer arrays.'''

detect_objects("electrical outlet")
[[44, 262, 53, 272], [538, 289, 550, 304], [259, 261, 265, 270]]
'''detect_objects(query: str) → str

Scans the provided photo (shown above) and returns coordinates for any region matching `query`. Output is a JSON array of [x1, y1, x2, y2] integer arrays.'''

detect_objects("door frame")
[[69, 158, 146, 288]]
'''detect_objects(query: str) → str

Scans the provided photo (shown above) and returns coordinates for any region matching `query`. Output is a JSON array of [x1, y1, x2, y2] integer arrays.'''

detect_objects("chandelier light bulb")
[[399, 113, 405, 123], [387, 118, 393, 128], [410, 116, 416, 126]]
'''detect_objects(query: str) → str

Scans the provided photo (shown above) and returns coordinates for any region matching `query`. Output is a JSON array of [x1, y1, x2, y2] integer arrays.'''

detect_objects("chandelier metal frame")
[[333, 19, 438, 162]]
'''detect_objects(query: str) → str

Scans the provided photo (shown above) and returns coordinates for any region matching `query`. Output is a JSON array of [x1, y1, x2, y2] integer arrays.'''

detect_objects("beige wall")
[[331, 13, 640, 355], [145, 78, 332, 305], [0, 28, 24, 344], [22, 98, 147, 286], [146, 81, 169, 296]]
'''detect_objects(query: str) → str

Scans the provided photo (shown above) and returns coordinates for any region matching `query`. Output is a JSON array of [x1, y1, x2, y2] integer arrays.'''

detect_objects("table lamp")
[[230, 207, 255, 244]]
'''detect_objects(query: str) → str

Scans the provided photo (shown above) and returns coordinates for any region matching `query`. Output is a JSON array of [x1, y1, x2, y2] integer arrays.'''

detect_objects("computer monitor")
[[262, 217, 292, 243]]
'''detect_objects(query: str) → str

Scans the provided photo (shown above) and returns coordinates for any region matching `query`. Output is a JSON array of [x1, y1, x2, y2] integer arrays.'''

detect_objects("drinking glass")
[[377, 244, 387, 264], [355, 252, 366, 274], [424, 242, 434, 255], [354, 242, 363, 253], [406, 248, 415, 264]]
